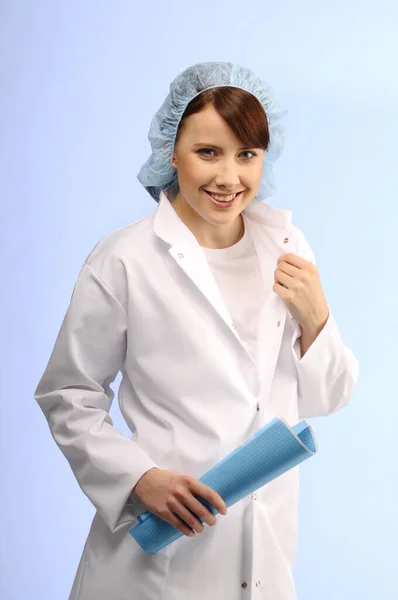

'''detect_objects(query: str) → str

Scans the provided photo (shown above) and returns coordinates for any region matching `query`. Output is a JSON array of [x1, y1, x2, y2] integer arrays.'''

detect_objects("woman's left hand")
[[273, 253, 330, 336]]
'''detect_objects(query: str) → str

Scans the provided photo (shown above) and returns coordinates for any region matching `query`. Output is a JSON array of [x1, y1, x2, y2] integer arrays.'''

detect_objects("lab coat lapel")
[[153, 191, 243, 342], [243, 211, 298, 398], [168, 242, 235, 330]]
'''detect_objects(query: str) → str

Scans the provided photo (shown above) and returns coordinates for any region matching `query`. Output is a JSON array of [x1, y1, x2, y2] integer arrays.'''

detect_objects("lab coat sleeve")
[[34, 262, 158, 533], [291, 228, 359, 418]]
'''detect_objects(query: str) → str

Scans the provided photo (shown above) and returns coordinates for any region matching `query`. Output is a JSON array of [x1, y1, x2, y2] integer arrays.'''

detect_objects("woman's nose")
[[214, 162, 241, 188]]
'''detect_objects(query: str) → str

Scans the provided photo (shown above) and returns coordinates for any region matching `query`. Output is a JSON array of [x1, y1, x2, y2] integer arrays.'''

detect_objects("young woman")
[[35, 61, 359, 600]]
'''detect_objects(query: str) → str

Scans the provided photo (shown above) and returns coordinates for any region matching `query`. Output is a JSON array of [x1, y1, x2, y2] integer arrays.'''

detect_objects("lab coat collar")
[[153, 187, 292, 247]]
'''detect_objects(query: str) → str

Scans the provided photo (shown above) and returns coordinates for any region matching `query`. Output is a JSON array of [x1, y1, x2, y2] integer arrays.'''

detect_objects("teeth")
[[208, 192, 237, 202]]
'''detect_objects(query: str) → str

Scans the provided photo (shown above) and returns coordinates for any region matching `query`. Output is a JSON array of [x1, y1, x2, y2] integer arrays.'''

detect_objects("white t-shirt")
[[200, 221, 265, 371]]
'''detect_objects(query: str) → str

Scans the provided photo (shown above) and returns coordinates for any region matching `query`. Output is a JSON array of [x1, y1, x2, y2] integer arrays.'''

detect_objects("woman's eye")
[[241, 151, 255, 159], [198, 148, 215, 157]]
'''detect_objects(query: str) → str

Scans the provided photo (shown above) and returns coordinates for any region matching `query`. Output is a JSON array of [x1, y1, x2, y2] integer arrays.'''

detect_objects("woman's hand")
[[273, 253, 329, 336], [132, 468, 228, 537]]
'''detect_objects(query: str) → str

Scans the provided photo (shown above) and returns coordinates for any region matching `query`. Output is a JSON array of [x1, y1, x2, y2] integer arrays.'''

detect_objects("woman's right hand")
[[132, 467, 228, 537]]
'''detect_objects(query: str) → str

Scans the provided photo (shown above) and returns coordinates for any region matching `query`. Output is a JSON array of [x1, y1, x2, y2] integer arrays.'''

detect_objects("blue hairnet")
[[137, 62, 287, 202]]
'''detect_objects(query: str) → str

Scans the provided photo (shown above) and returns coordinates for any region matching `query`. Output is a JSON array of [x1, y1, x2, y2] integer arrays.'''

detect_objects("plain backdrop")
[[1, 1, 397, 598]]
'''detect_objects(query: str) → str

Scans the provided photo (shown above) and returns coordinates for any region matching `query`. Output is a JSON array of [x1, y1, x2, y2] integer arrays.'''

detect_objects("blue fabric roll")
[[129, 417, 317, 554]]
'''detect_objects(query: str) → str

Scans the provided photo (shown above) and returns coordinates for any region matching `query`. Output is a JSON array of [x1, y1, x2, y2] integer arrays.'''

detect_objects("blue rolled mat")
[[129, 417, 317, 554]]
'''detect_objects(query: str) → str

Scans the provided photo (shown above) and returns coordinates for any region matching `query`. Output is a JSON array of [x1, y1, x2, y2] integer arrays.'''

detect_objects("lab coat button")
[[277, 321, 281, 327], [241, 582, 248, 588], [252, 493, 258, 500], [256, 581, 261, 587], [284, 237, 289, 243], [178, 253, 184, 259]]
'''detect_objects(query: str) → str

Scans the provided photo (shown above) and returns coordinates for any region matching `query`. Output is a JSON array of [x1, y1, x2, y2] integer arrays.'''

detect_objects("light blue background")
[[1, 1, 396, 598]]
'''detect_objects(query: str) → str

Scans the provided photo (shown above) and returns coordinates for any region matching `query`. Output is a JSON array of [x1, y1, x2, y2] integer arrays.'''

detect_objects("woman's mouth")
[[203, 190, 244, 208]]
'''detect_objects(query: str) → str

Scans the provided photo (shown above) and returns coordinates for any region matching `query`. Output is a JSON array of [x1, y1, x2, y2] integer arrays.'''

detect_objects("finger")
[[273, 282, 290, 299], [167, 512, 197, 537], [186, 496, 217, 527], [278, 253, 307, 268], [275, 261, 300, 277], [190, 480, 227, 515], [174, 503, 205, 534], [274, 269, 293, 288]]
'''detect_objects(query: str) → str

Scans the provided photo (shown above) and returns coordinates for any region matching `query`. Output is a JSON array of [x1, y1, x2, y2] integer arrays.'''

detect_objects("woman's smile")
[[203, 189, 244, 208]]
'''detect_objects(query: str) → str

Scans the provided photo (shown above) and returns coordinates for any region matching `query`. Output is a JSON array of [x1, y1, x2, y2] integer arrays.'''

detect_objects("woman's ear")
[[171, 154, 177, 169]]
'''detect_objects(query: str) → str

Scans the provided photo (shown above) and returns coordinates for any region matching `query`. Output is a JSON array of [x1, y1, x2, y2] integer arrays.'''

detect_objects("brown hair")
[[175, 87, 270, 150]]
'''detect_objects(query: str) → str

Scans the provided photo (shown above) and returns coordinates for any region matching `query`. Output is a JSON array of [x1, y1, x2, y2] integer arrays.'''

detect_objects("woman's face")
[[171, 104, 265, 248]]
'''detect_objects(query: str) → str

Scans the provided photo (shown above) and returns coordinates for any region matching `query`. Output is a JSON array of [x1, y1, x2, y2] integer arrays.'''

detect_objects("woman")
[[35, 61, 359, 600]]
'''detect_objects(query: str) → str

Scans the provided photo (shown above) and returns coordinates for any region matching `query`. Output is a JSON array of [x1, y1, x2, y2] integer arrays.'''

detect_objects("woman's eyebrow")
[[192, 143, 253, 150]]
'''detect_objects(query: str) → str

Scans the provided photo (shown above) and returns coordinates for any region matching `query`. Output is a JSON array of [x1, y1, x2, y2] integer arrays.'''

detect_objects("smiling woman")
[[166, 88, 270, 246], [170, 99, 267, 247], [34, 61, 359, 600], [138, 62, 287, 206], [168, 87, 271, 246]]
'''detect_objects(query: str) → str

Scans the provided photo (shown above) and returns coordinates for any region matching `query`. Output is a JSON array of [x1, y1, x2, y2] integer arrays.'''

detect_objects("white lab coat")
[[35, 189, 358, 600]]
